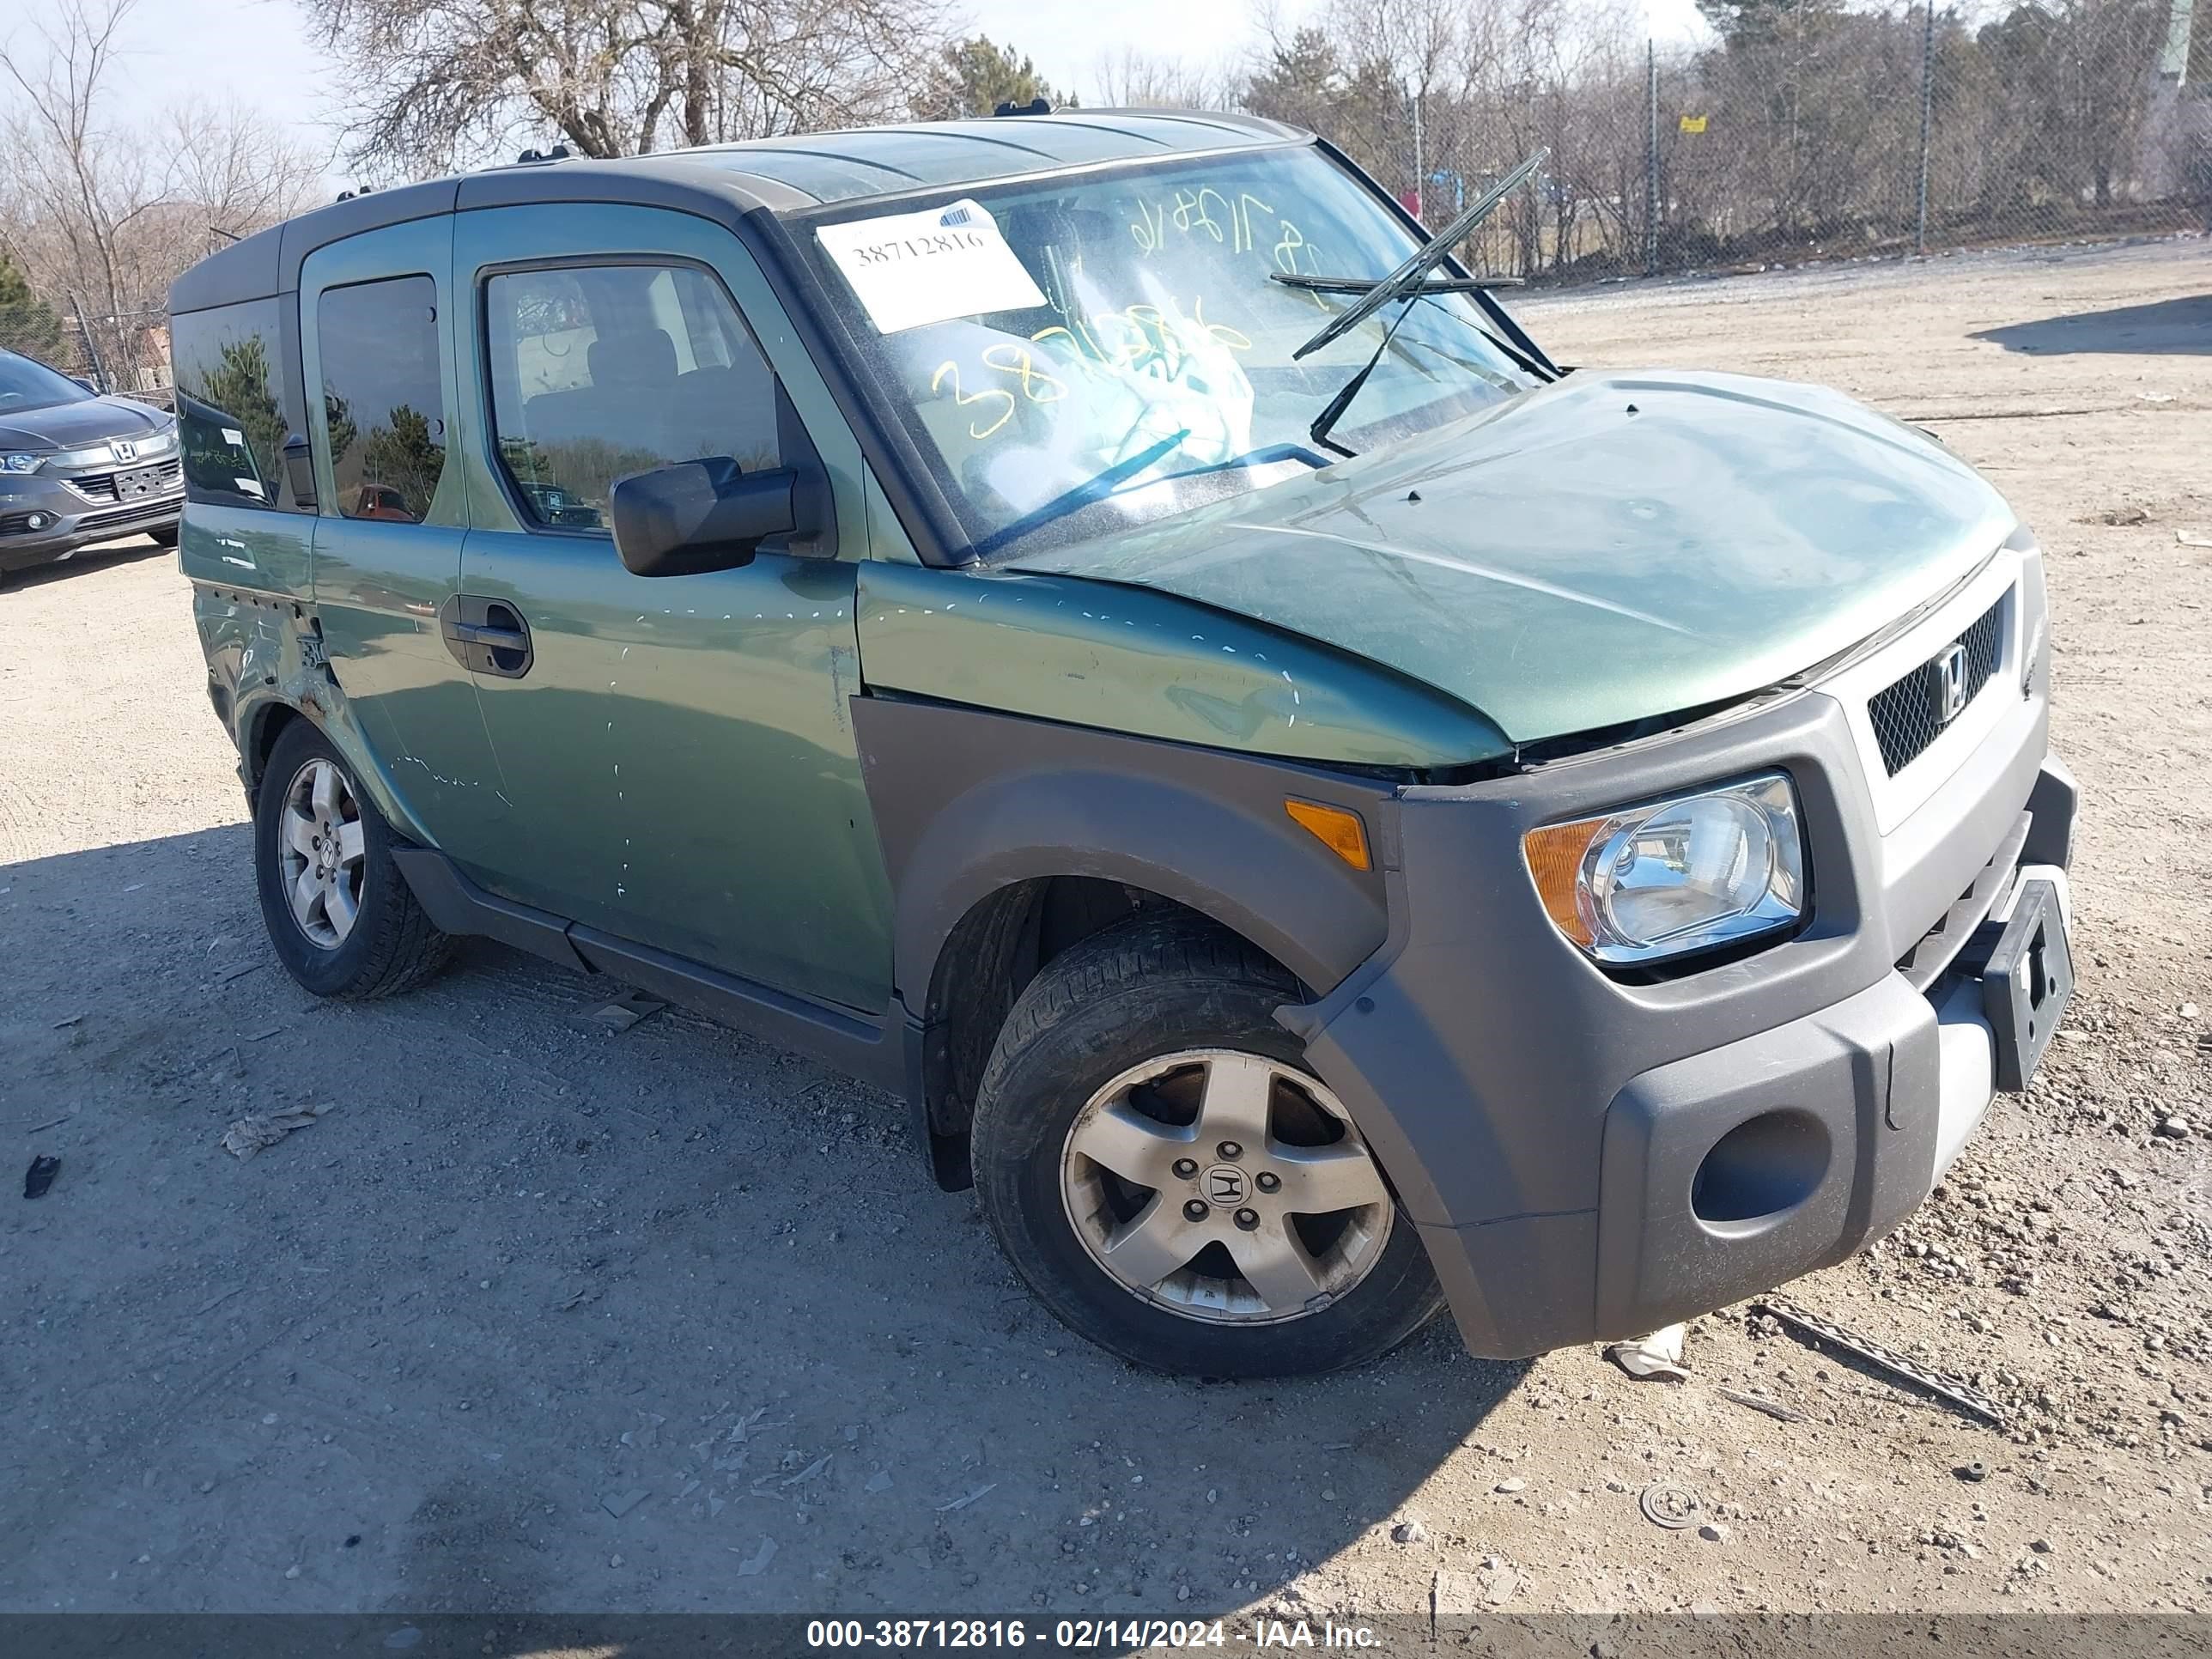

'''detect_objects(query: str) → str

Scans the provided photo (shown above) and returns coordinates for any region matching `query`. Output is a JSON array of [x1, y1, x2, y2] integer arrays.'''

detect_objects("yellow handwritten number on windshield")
[[930, 361, 1016, 441], [980, 343, 1067, 405]]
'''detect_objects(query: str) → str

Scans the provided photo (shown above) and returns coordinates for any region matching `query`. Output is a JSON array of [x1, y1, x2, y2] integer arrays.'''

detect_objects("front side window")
[[801, 145, 1537, 559], [318, 276, 447, 524], [483, 263, 781, 532], [171, 299, 303, 511]]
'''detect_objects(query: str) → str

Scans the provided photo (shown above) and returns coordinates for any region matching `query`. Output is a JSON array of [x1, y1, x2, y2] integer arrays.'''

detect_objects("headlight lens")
[[1523, 773, 1807, 965], [0, 453, 41, 474]]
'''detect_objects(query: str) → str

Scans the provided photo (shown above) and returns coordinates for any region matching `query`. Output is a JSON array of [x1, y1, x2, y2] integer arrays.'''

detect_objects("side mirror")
[[611, 457, 799, 577]]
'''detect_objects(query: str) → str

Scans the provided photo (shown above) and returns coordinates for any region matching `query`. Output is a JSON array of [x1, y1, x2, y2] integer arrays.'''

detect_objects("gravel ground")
[[2, 237, 2208, 1621]]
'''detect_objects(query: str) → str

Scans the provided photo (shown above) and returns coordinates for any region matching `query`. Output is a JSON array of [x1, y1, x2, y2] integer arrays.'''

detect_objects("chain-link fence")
[[1288, 1, 2211, 286], [0, 291, 173, 407]]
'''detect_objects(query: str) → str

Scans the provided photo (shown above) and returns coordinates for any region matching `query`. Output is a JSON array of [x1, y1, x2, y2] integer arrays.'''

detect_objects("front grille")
[[1866, 597, 2005, 775], [64, 459, 180, 506], [75, 499, 178, 532]]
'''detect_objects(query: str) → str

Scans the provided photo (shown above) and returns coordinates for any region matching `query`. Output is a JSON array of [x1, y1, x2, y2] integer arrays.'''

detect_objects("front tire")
[[148, 524, 179, 548], [970, 915, 1443, 1377], [254, 720, 450, 999]]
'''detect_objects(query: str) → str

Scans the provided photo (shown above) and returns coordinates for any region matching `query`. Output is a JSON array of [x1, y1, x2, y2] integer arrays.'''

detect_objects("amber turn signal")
[[1521, 817, 1604, 947], [1285, 799, 1371, 872]]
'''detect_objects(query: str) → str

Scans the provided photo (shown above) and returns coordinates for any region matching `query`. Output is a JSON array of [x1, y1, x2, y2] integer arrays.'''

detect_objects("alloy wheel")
[[276, 757, 366, 949], [1059, 1048, 1393, 1324]]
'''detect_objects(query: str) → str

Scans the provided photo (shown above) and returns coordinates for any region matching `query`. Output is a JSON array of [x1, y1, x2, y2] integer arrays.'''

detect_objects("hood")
[[0, 396, 169, 453], [1005, 370, 2014, 746]]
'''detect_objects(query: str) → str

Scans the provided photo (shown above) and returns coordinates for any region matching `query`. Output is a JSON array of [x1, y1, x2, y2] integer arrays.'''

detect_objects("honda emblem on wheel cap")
[[1204, 1166, 1248, 1205], [1932, 642, 1969, 725]]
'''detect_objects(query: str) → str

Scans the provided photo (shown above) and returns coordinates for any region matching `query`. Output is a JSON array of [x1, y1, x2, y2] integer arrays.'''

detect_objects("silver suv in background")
[[0, 348, 183, 582]]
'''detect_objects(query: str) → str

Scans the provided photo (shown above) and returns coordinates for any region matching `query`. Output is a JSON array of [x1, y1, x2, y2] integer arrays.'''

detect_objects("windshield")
[[0, 349, 94, 416], [802, 145, 1536, 559]]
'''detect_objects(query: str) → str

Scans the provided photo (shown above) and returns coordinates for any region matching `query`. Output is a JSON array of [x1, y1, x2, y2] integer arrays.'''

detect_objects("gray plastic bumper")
[[1283, 675, 2073, 1358], [0, 476, 180, 569]]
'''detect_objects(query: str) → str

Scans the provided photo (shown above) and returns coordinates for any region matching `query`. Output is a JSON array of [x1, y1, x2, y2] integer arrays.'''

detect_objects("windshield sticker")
[[817, 199, 1047, 334]]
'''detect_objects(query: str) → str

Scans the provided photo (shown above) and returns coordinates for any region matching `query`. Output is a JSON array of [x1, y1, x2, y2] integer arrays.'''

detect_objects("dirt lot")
[[3, 237, 2209, 1624]]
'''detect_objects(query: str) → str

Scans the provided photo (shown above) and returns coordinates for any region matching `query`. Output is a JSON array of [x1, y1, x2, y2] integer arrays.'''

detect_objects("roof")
[[666, 111, 1304, 207], [171, 111, 1307, 315]]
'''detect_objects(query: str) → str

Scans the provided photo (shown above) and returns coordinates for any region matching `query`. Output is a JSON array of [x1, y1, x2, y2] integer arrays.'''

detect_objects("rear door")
[[448, 204, 892, 1013], [300, 219, 509, 864]]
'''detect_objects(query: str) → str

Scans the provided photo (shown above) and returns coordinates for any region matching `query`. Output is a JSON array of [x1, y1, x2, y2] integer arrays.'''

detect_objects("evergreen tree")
[[916, 37, 1068, 119], [1243, 27, 1347, 134], [0, 254, 66, 365]]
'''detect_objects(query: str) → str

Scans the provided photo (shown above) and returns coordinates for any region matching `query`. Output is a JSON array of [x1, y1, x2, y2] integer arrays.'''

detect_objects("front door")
[[448, 204, 892, 1014], [300, 219, 508, 863]]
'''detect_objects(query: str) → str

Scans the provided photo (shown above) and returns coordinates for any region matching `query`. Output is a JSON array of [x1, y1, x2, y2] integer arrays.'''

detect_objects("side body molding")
[[851, 697, 1399, 1012]]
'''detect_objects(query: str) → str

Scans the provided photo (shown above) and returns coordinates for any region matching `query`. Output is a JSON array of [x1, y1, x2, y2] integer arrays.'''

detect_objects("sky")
[[62, 0, 1716, 191]]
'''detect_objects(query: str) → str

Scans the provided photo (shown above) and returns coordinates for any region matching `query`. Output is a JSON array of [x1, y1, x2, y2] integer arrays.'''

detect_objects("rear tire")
[[970, 914, 1443, 1377], [254, 720, 450, 999]]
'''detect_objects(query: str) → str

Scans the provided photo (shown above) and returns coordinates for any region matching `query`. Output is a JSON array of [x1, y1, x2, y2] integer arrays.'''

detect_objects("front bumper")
[[0, 472, 181, 571], [1284, 559, 2077, 1358]]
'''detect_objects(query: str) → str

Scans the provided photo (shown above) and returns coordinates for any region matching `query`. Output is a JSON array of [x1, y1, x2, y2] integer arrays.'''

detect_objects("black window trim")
[[471, 251, 794, 545], [313, 270, 451, 526]]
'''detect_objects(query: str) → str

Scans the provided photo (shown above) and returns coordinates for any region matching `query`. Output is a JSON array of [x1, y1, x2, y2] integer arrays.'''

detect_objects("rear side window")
[[317, 276, 447, 524], [483, 264, 781, 532], [171, 298, 305, 512]]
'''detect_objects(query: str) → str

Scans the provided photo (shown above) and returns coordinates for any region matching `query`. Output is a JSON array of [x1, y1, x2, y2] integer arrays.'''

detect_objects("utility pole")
[[1645, 40, 1659, 276], [1915, 0, 1936, 257], [69, 290, 110, 393], [1412, 85, 1425, 223]]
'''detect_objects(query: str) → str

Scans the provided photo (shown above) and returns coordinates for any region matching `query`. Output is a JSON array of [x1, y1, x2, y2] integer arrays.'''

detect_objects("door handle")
[[439, 595, 533, 678], [448, 621, 528, 651]]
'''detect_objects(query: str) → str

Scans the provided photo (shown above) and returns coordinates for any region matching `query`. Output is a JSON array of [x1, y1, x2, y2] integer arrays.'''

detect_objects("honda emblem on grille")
[[110, 439, 137, 464], [1932, 642, 1970, 725]]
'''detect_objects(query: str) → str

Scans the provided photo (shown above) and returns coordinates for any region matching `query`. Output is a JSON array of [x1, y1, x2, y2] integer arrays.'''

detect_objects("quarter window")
[[317, 276, 448, 524], [172, 298, 306, 512], [483, 264, 781, 532]]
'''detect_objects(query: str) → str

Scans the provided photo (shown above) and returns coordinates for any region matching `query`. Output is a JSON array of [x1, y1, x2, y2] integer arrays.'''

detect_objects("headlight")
[[1523, 773, 1807, 965], [0, 453, 41, 474]]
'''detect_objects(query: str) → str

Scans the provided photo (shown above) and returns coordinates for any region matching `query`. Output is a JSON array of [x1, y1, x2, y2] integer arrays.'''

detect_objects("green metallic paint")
[[445, 204, 895, 1013], [297, 216, 514, 864], [1004, 369, 2018, 745], [854, 562, 1510, 770], [177, 505, 313, 601], [191, 583, 437, 846]]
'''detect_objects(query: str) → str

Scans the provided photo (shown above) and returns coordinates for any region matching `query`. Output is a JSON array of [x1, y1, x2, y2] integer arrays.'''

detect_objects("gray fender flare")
[[853, 698, 1396, 1012]]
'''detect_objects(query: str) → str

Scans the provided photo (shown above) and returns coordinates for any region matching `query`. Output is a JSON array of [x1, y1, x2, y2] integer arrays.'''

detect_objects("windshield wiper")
[[1273, 273, 1522, 295], [972, 428, 1191, 556], [1287, 148, 1546, 363], [1284, 151, 1549, 458], [1304, 302, 1423, 459]]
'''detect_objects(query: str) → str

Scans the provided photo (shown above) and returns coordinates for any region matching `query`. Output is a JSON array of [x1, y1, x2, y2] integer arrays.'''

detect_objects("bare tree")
[[299, 0, 952, 173], [164, 100, 331, 245], [0, 0, 323, 385], [1086, 49, 1233, 111], [0, 0, 154, 373]]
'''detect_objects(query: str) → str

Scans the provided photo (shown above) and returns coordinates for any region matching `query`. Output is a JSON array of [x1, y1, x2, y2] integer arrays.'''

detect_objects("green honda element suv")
[[169, 111, 2078, 1379]]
